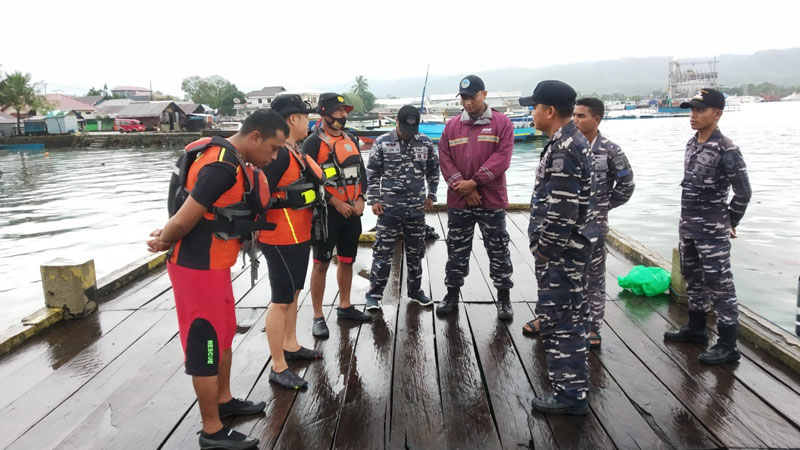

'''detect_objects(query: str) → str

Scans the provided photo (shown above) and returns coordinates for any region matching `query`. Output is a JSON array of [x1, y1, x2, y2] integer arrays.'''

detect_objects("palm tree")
[[352, 76, 369, 98], [0, 71, 45, 135]]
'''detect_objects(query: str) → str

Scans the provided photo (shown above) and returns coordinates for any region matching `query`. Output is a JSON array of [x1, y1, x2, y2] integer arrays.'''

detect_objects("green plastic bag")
[[617, 265, 671, 297]]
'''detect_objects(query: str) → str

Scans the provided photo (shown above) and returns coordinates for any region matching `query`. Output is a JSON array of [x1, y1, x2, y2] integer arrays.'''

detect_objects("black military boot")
[[699, 323, 741, 364], [663, 310, 709, 343], [531, 394, 589, 415], [496, 288, 513, 321], [436, 287, 460, 316]]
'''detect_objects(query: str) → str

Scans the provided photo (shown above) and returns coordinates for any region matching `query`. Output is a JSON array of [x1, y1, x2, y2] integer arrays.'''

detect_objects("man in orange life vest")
[[147, 109, 287, 450], [257, 95, 326, 389], [303, 92, 371, 338]]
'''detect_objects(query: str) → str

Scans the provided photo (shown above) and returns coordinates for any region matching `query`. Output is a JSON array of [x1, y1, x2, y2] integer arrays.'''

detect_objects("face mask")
[[325, 116, 347, 130]]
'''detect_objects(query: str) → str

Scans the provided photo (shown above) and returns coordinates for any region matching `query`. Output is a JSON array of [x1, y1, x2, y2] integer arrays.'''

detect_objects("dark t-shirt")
[[263, 147, 291, 195], [189, 162, 237, 208]]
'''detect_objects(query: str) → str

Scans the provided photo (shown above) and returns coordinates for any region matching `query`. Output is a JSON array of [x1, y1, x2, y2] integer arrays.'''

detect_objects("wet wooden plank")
[[465, 303, 554, 450], [97, 268, 167, 310], [470, 232, 530, 302], [510, 303, 616, 450], [77, 307, 262, 450], [585, 351, 668, 450], [348, 244, 373, 305], [0, 310, 132, 410], [334, 246, 403, 449], [607, 245, 800, 397], [233, 305, 328, 448], [271, 308, 364, 449], [606, 297, 800, 448], [594, 321, 720, 449], [506, 211, 538, 270], [235, 268, 274, 308], [431, 234, 501, 450], [389, 230, 445, 449], [159, 308, 269, 449], [605, 249, 800, 427], [603, 297, 765, 448], [99, 271, 172, 311], [11, 313, 180, 450], [389, 303, 445, 450], [2, 310, 172, 449], [434, 312, 501, 449]]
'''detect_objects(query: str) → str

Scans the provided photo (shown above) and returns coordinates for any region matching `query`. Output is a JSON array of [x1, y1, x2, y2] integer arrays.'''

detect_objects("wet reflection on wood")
[[1, 212, 799, 449]]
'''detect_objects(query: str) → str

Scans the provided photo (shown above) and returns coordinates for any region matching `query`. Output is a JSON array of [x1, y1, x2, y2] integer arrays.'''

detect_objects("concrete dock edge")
[[0, 252, 167, 358]]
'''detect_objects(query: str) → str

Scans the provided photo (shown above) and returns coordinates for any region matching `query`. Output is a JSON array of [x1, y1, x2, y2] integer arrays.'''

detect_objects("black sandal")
[[284, 346, 323, 361], [589, 332, 602, 348], [522, 319, 541, 336]]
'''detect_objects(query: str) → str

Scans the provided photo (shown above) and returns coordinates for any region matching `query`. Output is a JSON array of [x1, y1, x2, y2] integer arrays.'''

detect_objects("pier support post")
[[796, 275, 800, 337], [40, 258, 98, 318], [670, 247, 688, 304]]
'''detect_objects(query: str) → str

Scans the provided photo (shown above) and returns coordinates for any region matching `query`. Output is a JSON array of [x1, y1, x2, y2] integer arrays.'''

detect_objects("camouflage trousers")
[[368, 215, 426, 298], [680, 237, 738, 326], [586, 233, 608, 332], [444, 208, 513, 290], [534, 244, 591, 401]]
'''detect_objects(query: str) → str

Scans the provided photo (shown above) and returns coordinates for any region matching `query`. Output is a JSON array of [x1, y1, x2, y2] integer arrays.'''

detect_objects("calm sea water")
[[1, 101, 798, 333]]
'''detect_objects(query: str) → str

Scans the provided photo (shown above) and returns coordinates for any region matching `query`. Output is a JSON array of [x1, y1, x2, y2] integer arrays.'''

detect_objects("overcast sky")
[[3, 0, 799, 97]]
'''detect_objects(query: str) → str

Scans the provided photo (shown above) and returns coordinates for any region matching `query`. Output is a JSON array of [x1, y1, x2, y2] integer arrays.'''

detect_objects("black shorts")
[[313, 206, 362, 264], [260, 241, 311, 303]]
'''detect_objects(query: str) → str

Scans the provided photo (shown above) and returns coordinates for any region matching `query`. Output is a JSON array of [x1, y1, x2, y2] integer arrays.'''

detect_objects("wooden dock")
[[1, 211, 800, 449]]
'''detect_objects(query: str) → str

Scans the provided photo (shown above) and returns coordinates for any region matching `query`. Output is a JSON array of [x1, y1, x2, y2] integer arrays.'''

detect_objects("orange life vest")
[[168, 136, 273, 270], [313, 128, 363, 203], [258, 145, 325, 245]]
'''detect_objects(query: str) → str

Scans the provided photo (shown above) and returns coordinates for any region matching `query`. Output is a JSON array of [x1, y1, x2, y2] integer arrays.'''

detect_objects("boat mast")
[[419, 63, 430, 113]]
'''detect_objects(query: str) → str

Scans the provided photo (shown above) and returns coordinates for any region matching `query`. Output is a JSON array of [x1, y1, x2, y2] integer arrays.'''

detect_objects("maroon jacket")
[[438, 107, 514, 209]]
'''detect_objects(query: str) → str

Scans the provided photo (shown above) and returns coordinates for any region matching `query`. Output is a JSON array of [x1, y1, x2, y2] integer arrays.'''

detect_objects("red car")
[[114, 119, 146, 133]]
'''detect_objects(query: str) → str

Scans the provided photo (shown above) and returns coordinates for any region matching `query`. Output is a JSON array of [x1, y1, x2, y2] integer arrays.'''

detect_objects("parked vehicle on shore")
[[114, 118, 146, 133]]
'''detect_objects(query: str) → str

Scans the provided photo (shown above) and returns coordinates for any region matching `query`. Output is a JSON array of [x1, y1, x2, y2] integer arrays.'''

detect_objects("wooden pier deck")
[[2, 211, 800, 449]]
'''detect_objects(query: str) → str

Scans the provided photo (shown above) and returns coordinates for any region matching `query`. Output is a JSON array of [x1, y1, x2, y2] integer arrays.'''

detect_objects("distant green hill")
[[330, 48, 800, 97]]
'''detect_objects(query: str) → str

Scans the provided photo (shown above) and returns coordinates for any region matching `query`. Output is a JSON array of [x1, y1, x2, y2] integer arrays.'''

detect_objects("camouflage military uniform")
[[680, 128, 751, 326], [445, 208, 513, 289], [586, 133, 635, 332], [529, 121, 598, 402], [366, 129, 439, 298]]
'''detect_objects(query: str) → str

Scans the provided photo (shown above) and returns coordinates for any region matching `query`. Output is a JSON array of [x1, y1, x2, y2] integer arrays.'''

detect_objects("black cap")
[[519, 80, 576, 108], [271, 94, 315, 117], [457, 75, 485, 97], [317, 92, 354, 115], [680, 88, 725, 110], [396, 105, 420, 135]]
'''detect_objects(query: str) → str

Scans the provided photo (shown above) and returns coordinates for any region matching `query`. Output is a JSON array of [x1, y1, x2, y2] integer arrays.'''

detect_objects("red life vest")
[[259, 145, 325, 245], [313, 128, 363, 203], [168, 136, 273, 270]]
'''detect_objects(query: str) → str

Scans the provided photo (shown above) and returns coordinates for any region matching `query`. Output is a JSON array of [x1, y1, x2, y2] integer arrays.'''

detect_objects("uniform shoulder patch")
[[552, 157, 564, 172], [722, 151, 738, 171]]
